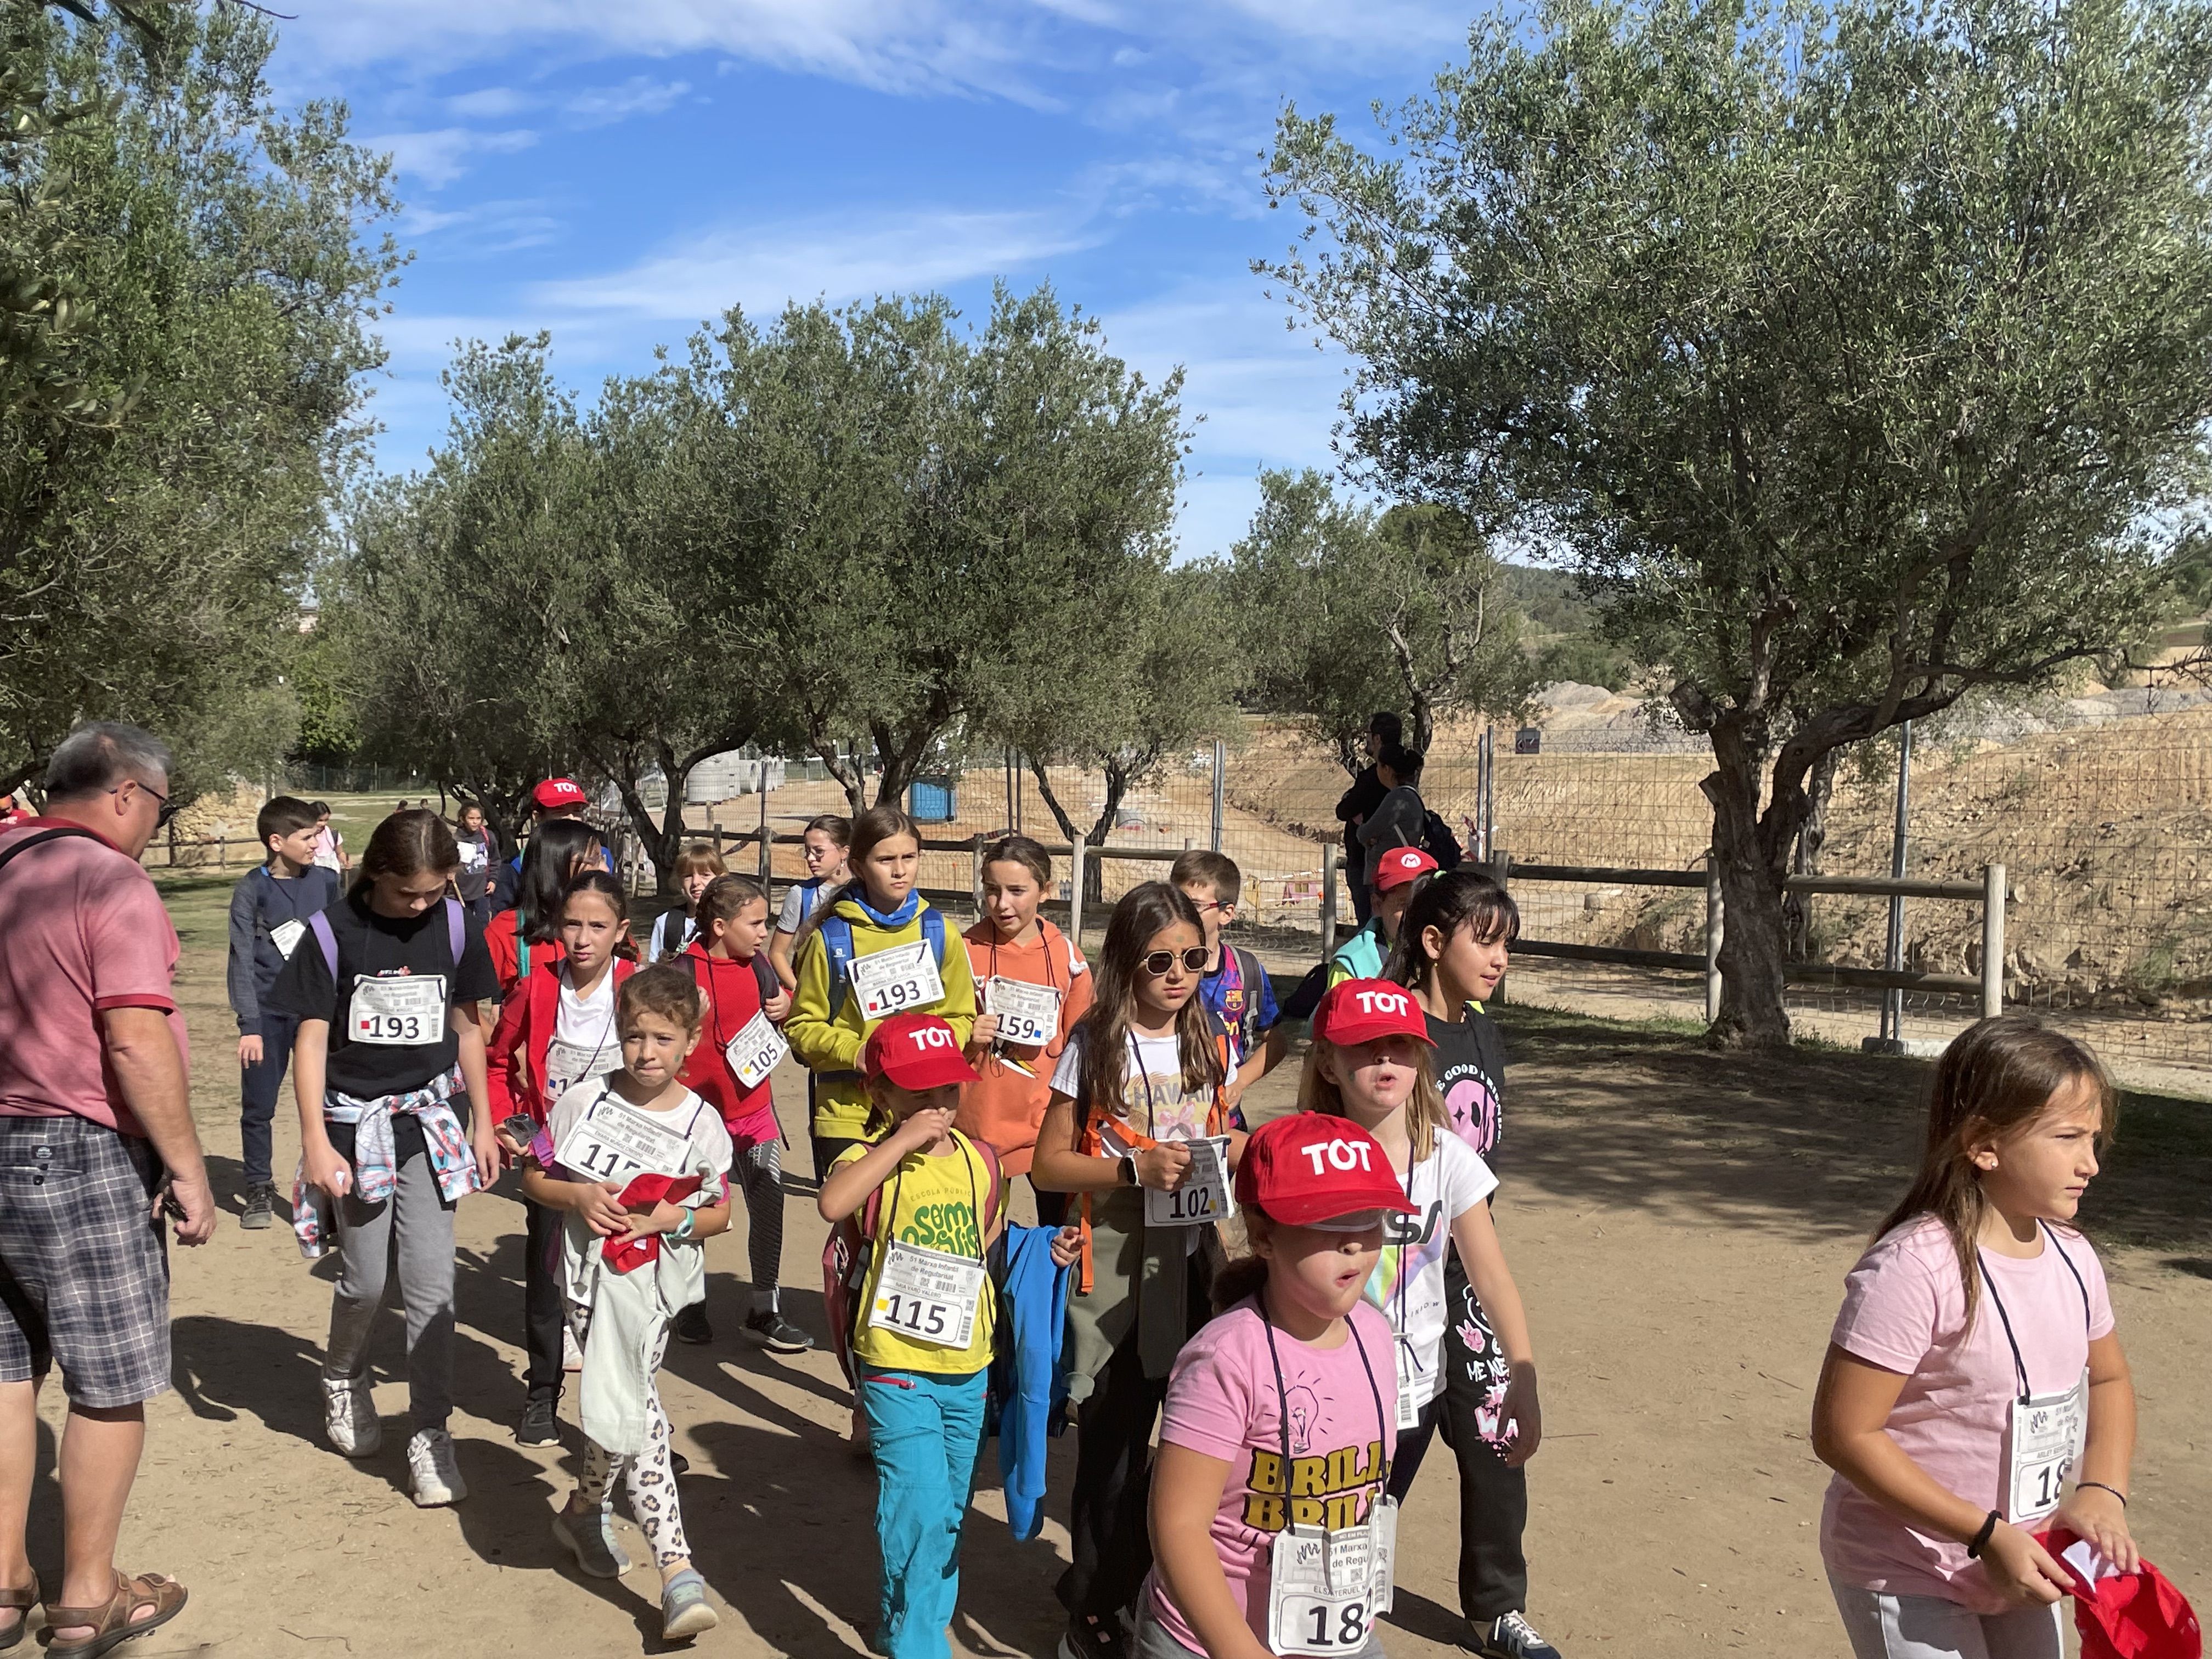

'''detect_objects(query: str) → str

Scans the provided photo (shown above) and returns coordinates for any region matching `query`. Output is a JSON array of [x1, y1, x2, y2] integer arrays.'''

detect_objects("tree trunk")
[[1410, 698, 1436, 755], [1025, 758, 1116, 904], [806, 718, 866, 815], [1701, 716, 1795, 1049]]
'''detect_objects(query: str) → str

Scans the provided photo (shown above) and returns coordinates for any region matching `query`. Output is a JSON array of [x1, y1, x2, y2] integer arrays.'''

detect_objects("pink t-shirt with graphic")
[[1145, 1298, 1396, 1652], [0, 820, 185, 1135], [1819, 1214, 2114, 1615]]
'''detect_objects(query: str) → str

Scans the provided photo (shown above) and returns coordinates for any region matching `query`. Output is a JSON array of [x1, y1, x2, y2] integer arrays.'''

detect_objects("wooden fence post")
[[1705, 856, 1725, 1025], [1982, 863, 2006, 1020]]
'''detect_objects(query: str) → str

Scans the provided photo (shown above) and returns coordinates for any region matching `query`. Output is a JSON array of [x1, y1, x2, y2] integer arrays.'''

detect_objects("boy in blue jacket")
[[226, 795, 340, 1229]]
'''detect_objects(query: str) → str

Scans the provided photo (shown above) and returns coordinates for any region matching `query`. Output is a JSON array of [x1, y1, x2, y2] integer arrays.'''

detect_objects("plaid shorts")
[[0, 1116, 171, 1408]]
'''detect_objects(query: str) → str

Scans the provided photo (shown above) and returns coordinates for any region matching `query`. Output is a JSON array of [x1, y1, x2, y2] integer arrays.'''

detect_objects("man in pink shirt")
[[0, 723, 215, 1656]]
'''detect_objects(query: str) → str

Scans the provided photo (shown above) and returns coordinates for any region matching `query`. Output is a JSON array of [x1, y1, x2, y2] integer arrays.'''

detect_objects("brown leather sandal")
[[0, 1573, 38, 1654], [42, 1572, 186, 1659]]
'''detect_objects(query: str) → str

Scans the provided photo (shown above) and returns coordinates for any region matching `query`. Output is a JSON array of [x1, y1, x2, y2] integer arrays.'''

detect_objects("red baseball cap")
[[1233, 1114, 1417, 1228], [1313, 979, 1435, 1048], [862, 1013, 979, 1091], [533, 777, 589, 811], [1372, 846, 1438, 893]]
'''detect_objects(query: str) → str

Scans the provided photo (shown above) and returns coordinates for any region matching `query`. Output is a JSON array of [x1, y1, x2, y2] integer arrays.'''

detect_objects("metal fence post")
[[1210, 740, 1225, 852], [1705, 856, 1724, 1025], [971, 833, 984, 916], [757, 784, 770, 884], [1881, 719, 1914, 1041], [1982, 863, 2006, 1020], [1486, 850, 1511, 1006], [1069, 836, 1087, 951], [1321, 843, 1339, 962], [1476, 726, 1492, 862]]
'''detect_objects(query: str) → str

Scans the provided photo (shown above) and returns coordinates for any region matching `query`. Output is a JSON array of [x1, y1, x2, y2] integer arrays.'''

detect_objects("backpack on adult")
[[820, 1131, 1005, 1387], [1421, 809, 1464, 871], [820, 907, 949, 1019]]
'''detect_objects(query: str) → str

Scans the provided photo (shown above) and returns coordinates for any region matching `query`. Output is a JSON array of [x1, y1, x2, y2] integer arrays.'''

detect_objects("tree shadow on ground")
[[1493, 1006, 2212, 1254]]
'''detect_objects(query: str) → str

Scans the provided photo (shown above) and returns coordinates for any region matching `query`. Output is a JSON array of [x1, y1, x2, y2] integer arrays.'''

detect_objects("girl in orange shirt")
[[957, 836, 1093, 1222]]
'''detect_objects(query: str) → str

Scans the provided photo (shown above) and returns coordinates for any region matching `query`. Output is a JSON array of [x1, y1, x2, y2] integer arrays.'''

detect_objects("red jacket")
[[676, 941, 781, 1142], [487, 956, 637, 1126]]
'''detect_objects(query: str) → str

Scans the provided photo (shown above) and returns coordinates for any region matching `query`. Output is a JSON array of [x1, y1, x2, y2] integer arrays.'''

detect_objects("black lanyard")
[[558, 965, 618, 1082], [988, 922, 1060, 994], [884, 1132, 985, 1265], [1259, 1297, 1391, 1511], [1976, 1221, 2092, 1404], [1128, 1030, 1164, 1137]]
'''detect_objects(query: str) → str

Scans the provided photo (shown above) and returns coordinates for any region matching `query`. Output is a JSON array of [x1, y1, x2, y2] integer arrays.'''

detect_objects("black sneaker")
[[670, 1449, 691, 1476], [673, 1304, 712, 1345], [742, 1308, 814, 1354], [239, 1183, 276, 1230], [1476, 1612, 1564, 1659], [516, 1393, 559, 1446]]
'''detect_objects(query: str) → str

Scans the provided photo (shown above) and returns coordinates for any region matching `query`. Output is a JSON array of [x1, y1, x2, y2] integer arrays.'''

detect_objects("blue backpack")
[[821, 905, 949, 1019]]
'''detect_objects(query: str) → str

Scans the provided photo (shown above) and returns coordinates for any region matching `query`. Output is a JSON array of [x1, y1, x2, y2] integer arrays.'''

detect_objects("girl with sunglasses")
[[1032, 882, 1245, 1659]]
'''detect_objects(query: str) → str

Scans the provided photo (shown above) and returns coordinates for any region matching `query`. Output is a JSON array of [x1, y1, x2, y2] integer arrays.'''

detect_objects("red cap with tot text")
[[1312, 979, 1435, 1049], [863, 1012, 980, 1091], [1234, 1114, 1418, 1228]]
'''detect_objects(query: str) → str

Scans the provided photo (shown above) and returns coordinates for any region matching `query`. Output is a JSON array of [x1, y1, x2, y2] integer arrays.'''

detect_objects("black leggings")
[[1385, 1269, 1530, 1623], [1058, 1329, 1171, 1621], [523, 1194, 565, 1400]]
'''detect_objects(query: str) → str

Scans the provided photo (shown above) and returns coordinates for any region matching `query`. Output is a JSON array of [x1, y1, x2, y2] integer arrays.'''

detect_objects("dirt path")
[[21, 881, 2207, 1657]]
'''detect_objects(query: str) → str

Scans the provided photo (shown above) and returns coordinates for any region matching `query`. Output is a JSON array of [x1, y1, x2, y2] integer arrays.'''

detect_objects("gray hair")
[[44, 723, 173, 801]]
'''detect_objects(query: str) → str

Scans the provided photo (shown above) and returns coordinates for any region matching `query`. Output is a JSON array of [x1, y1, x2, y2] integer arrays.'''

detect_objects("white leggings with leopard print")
[[570, 1313, 690, 1569]]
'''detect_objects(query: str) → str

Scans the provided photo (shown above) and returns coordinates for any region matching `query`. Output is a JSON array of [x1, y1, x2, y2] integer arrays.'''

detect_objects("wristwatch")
[[1117, 1155, 1137, 1188]]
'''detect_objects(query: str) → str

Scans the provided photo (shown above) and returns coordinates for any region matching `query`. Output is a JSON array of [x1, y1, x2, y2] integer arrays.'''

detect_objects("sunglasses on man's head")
[[1139, 947, 1210, 977]]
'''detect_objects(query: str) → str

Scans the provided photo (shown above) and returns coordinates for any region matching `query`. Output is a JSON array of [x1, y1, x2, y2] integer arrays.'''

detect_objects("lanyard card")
[[871, 1240, 986, 1350], [270, 917, 307, 959], [1144, 1135, 1235, 1227], [555, 1093, 693, 1187], [726, 1009, 788, 1089], [348, 974, 446, 1046], [986, 975, 1062, 1047], [544, 1035, 619, 1097], [1269, 1522, 1380, 1657], [849, 940, 945, 1021], [1393, 1340, 1425, 1431], [2006, 1369, 2089, 1523]]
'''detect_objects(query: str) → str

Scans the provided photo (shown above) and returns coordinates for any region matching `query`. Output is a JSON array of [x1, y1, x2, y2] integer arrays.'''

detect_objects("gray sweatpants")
[[1829, 1571, 2063, 1659], [323, 1147, 458, 1429]]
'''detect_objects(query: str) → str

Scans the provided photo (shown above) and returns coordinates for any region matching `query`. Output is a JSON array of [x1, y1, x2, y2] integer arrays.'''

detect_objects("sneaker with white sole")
[[562, 1328, 584, 1372], [321, 1376, 381, 1458], [406, 1427, 466, 1507], [1476, 1611, 1564, 1659]]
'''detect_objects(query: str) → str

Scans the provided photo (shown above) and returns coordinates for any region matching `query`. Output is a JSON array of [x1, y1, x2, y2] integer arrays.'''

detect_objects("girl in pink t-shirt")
[[1811, 1015, 2141, 1659], [1143, 1113, 1415, 1659]]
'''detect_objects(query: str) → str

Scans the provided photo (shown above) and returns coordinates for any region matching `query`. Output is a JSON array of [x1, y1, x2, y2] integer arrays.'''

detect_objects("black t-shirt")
[[270, 890, 499, 1102], [1425, 1005, 1506, 1171]]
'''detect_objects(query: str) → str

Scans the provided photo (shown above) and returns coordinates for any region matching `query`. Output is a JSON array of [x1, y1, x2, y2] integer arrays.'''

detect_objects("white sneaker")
[[406, 1427, 466, 1506], [563, 1328, 583, 1372], [321, 1375, 381, 1458]]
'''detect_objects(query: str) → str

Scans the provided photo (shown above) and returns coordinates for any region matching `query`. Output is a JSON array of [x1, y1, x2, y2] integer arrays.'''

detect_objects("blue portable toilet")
[[909, 776, 958, 823]]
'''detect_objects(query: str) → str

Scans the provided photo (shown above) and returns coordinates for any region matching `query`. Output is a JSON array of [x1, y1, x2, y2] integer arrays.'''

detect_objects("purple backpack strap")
[[309, 910, 339, 986], [445, 895, 465, 968]]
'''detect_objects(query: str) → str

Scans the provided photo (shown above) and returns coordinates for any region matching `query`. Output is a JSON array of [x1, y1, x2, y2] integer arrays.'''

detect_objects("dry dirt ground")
[[19, 873, 2208, 1658]]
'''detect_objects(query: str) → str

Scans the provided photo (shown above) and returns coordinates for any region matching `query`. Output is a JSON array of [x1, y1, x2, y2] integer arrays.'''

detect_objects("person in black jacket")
[[1334, 711, 1402, 923]]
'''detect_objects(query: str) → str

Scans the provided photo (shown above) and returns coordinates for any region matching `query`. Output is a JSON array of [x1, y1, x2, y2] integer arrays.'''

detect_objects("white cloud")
[[369, 126, 539, 189], [530, 205, 1103, 322], [446, 86, 534, 118], [564, 76, 692, 127]]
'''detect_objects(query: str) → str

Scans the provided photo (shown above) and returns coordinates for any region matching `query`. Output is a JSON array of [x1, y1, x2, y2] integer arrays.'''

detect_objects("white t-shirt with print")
[[545, 969, 621, 1098], [544, 1077, 733, 1196], [1050, 1024, 1237, 1154], [1365, 1134, 1498, 1406]]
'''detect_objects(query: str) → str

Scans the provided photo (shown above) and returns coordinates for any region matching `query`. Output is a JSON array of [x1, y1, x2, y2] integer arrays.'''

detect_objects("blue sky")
[[264, 1, 1480, 559]]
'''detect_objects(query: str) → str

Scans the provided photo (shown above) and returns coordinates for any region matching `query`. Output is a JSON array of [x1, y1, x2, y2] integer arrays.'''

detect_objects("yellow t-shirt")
[[834, 1132, 998, 1376]]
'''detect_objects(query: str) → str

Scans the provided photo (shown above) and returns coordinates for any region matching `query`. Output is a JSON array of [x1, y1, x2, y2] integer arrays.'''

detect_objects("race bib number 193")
[[348, 975, 447, 1047]]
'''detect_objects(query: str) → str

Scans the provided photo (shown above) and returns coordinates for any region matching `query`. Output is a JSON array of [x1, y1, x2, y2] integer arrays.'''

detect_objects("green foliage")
[[0, 3, 398, 795], [1214, 470, 1537, 765], [1264, 0, 2212, 1043]]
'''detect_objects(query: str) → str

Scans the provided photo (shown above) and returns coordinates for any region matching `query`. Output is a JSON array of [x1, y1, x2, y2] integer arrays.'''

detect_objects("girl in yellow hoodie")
[[786, 804, 978, 1183]]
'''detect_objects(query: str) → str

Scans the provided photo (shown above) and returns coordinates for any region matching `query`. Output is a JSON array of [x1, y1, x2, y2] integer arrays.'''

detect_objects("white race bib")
[[726, 1010, 788, 1090], [270, 918, 307, 960], [871, 1240, 986, 1350], [1144, 1135, 1235, 1228], [544, 1034, 620, 1098], [986, 976, 1062, 1048], [554, 1093, 693, 1187], [2006, 1369, 2089, 1523], [1393, 1341, 1425, 1431], [1269, 1520, 1383, 1657], [849, 940, 945, 1021], [348, 975, 446, 1046]]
